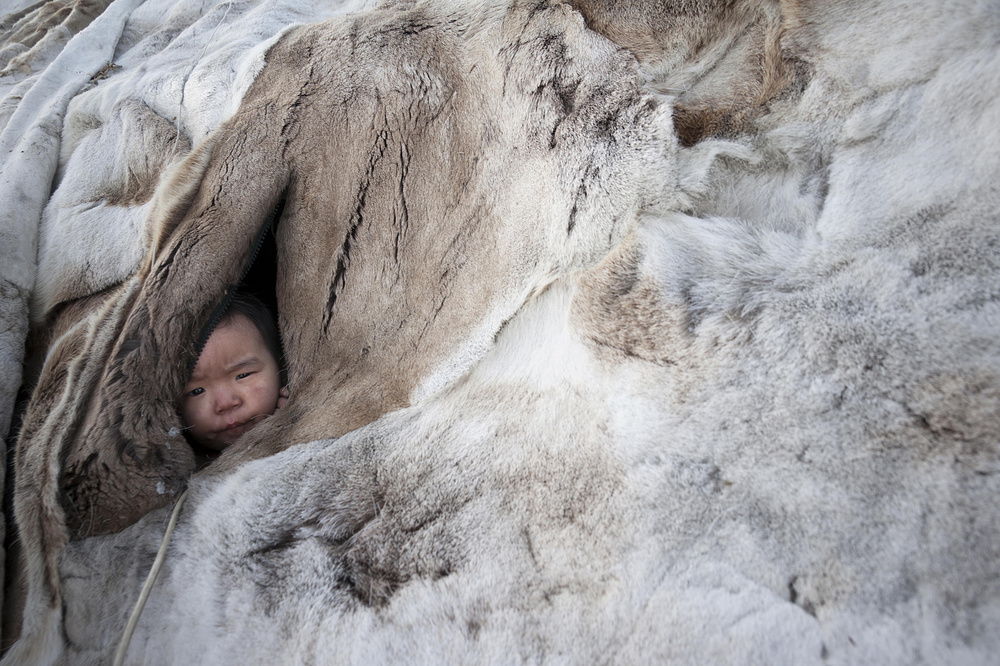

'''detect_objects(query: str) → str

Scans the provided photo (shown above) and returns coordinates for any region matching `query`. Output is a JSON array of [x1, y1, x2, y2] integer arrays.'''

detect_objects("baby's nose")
[[214, 389, 242, 413]]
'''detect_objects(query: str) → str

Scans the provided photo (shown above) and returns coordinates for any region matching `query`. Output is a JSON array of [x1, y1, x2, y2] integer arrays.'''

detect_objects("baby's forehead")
[[212, 312, 267, 347], [186, 316, 270, 383]]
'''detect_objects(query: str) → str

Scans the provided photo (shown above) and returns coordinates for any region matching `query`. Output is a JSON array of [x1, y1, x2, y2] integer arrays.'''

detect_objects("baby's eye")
[[187, 387, 204, 397], [236, 372, 253, 380]]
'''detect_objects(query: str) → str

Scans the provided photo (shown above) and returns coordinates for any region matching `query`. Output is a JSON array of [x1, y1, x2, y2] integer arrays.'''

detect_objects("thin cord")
[[113, 487, 190, 666]]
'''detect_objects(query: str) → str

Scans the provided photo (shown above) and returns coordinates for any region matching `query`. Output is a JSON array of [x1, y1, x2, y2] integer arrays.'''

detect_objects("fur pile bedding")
[[1, 0, 998, 663]]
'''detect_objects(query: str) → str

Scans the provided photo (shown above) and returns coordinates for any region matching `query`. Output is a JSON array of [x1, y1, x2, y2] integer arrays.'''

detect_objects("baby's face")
[[179, 314, 281, 451]]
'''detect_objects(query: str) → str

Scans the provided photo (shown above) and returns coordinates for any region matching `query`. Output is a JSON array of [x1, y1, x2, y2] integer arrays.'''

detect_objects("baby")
[[179, 293, 288, 451]]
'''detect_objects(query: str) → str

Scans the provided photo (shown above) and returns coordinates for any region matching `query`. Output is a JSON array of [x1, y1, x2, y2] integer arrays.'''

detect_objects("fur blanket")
[[1, 0, 998, 663]]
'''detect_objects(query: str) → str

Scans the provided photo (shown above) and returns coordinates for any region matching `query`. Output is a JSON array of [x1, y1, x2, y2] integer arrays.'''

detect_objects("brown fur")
[[568, 0, 724, 62], [570, 0, 808, 146], [19, 286, 119, 406], [572, 232, 688, 368], [10, 277, 144, 649]]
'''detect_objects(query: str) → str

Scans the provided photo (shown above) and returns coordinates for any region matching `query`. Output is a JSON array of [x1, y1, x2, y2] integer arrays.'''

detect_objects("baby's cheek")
[[250, 383, 280, 416]]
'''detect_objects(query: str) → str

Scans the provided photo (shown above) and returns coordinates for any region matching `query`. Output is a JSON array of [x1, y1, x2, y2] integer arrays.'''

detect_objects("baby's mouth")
[[220, 421, 249, 437], [220, 414, 268, 438]]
